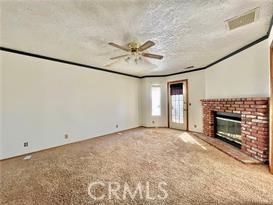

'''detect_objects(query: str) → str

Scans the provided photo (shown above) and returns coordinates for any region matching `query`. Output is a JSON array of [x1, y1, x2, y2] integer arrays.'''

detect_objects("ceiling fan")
[[106, 40, 163, 67]]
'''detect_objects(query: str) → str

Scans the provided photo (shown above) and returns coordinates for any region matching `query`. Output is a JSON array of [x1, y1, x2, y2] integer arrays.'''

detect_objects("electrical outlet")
[[65, 134, 68, 139], [194, 125, 197, 128], [116, 124, 119, 128], [24, 142, 28, 147]]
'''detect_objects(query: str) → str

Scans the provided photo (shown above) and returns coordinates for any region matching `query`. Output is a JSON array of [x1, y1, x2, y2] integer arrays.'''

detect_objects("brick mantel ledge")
[[201, 97, 269, 102], [201, 97, 269, 162]]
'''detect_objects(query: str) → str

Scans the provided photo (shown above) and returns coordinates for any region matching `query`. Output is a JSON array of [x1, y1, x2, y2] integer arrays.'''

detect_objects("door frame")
[[167, 79, 189, 130], [269, 41, 273, 174]]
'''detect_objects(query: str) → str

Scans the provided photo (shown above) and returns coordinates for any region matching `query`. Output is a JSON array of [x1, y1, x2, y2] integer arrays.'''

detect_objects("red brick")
[[244, 101, 255, 105], [255, 101, 268, 105], [201, 97, 269, 162], [245, 108, 256, 112]]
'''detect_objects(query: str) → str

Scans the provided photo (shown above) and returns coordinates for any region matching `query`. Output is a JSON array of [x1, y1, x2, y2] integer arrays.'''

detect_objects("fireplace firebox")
[[215, 112, 241, 148], [201, 98, 269, 162]]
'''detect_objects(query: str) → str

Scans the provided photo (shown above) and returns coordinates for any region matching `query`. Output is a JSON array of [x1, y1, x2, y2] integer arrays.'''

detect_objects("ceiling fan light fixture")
[[108, 40, 163, 67], [124, 54, 143, 65], [125, 56, 130, 63]]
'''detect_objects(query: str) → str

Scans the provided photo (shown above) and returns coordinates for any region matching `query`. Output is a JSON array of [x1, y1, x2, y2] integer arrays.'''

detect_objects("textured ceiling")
[[1, 0, 273, 77]]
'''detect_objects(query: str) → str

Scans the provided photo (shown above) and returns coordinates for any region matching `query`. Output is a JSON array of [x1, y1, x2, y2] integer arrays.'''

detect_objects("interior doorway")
[[168, 80, 188, 130]]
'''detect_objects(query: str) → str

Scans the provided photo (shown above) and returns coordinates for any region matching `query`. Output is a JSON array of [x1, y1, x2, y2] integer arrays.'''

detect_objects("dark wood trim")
[[0, 34, 269, 79], [167, 79, 189, 131], [200, 36, 267, 69], [142, 67, 206, 78], [142, 35, 268, 78], [185, 80, 189, 131], [267, 14, 273, 37], [0, 47, 141, 79], [269, 41, 273, 174], [167, 82, 170, 128]]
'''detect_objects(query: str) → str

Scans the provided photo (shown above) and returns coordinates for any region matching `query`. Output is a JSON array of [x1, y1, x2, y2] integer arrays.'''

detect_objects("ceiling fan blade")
[[138, 40, 155, 51], [108, 42, 130, 52], [142, 52, 163, 60], [110, 54, 129, 60]]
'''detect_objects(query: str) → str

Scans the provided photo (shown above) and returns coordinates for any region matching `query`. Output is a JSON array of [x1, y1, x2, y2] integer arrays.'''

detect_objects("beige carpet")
[[1, 128, 273, 205]]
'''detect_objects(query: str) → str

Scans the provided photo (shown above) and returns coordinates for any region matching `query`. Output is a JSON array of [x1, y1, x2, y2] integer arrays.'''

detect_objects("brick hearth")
[[201, 98, 269, 162]]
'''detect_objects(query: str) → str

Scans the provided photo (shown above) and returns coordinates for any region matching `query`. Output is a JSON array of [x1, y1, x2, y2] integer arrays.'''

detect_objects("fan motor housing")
[[128, 42, 139, 53]]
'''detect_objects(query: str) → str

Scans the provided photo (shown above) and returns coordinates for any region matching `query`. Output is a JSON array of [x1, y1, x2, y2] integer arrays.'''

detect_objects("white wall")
[[141, 71, 205, 133], [1, 52, 141, 159], [0, 53, 3, 159], [269, 25, 273, 47], [1, 33, 271, 159], [141, 39, 269, 133], [205, 40, 270, 98], [141, 77, 167, 127], [166, 71, 205, 133]]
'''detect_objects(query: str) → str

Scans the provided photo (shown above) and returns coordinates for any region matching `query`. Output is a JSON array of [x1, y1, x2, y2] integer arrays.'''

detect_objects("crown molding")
[[142, 34, 268, 78], [1, 15, 272, 79], [0, 47, 141, 79], [267, 13, 273, 37]]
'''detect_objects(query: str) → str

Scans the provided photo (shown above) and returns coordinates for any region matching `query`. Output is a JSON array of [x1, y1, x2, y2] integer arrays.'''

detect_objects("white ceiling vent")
[[225, 8, 260, 30]]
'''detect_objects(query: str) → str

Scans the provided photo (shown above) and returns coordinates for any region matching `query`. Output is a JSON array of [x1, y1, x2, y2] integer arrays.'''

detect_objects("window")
[[170, 83, 183, 123], [151, 85, 161, 116], [171, 94, 183, 123]]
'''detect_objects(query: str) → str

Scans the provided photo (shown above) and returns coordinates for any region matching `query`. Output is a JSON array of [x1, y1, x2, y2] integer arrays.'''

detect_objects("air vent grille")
[[226, 8, 259, 30]]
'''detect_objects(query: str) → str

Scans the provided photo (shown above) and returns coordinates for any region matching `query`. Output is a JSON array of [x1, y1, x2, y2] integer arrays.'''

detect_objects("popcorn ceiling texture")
[[1, 0, 273, 76]]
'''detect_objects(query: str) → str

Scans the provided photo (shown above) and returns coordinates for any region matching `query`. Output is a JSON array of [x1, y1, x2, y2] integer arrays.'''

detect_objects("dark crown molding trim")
[[1, 16, 272, 79], [141, 34, 268, 78], [0, 47, 141, 79], [141, 67, 206, 78], [267, 14, 273, 37], [142, 16, 273, 78]]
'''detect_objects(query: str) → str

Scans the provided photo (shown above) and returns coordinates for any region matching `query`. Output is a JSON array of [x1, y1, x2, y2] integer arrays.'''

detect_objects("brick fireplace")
[[201, 98, 269, 162]]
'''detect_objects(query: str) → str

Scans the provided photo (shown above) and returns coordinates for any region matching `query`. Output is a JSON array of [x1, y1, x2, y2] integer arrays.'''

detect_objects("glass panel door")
[[171, 94, 183, 123], [169, 81, 188, 130]]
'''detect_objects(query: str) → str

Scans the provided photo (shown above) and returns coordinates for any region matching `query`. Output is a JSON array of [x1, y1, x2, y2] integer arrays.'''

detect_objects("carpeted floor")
[[1, 127, 273, 204]]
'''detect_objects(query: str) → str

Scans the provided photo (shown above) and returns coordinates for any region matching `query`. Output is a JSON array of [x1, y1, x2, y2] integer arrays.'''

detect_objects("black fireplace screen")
[[215, 112, 241, 146]]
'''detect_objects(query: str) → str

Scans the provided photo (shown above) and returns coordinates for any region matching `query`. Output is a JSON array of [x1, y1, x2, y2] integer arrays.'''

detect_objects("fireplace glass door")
[[215, 112, 241, 147]]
